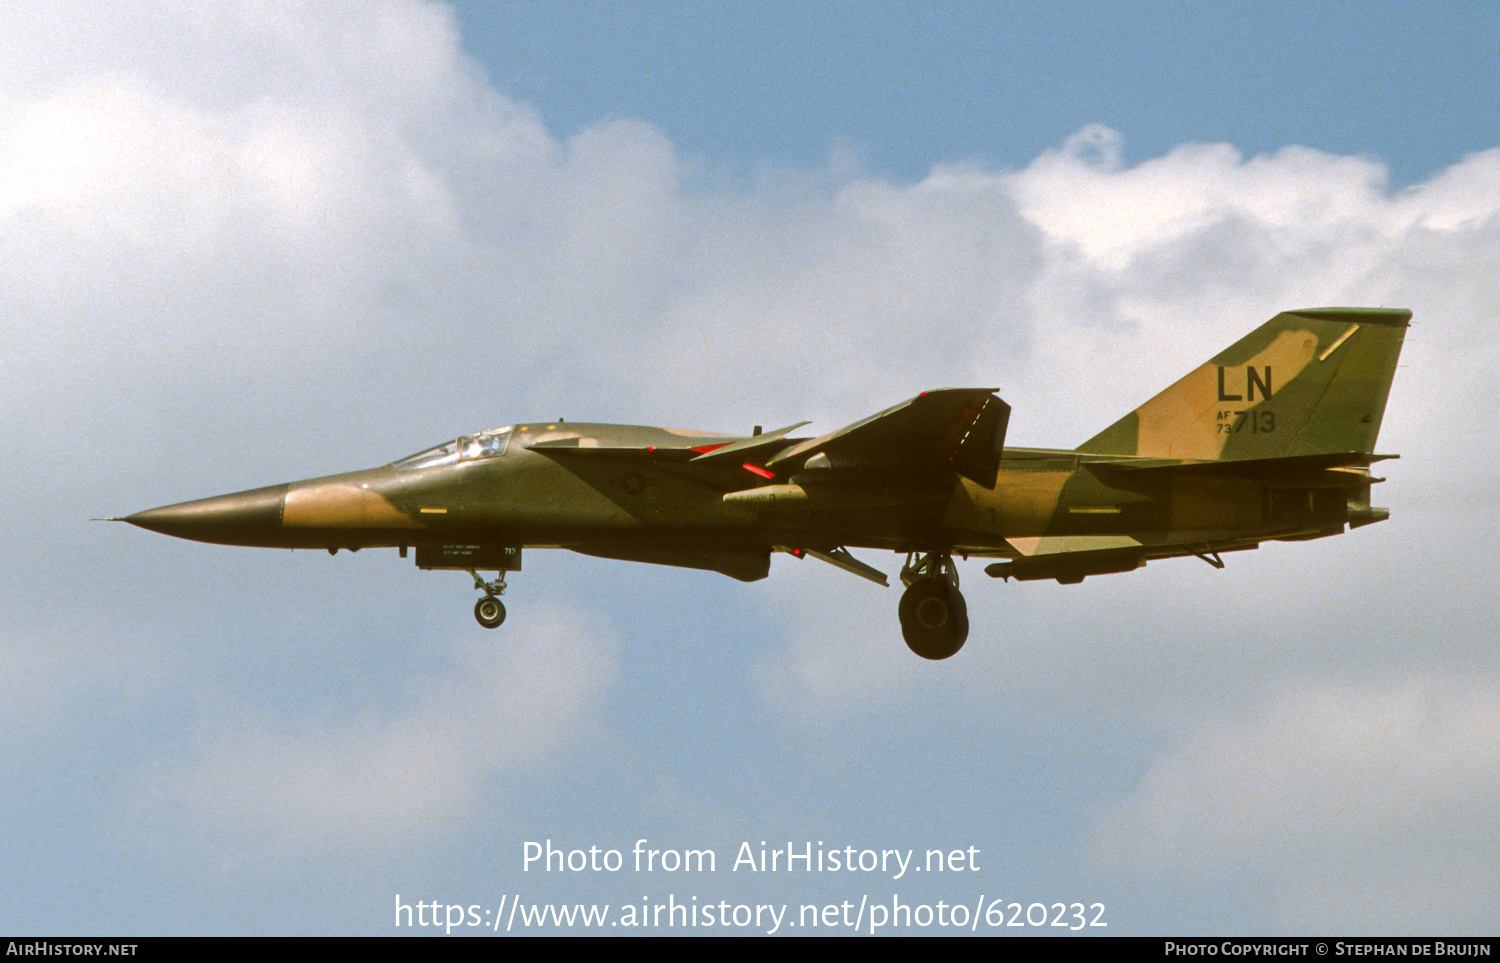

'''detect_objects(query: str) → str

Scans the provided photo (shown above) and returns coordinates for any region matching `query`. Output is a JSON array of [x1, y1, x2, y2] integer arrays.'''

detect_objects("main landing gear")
[[470, 569, 507, 629], [898, 552, 968, 660]]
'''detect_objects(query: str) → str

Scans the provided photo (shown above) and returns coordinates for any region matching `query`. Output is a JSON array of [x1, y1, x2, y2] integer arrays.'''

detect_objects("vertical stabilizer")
[[1076, 307, 1409, 460]]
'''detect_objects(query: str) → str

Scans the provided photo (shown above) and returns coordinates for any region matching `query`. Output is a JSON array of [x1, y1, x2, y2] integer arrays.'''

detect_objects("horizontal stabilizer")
[[1090, 451, 1396, 482]]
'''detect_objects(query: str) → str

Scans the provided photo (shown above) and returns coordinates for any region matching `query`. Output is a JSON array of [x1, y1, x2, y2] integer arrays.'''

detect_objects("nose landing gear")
[[470, 569, 508, 629], [898, 552, 968, 660]]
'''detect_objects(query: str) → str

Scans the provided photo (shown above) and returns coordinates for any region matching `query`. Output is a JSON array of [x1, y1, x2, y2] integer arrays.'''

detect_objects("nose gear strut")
[[470, 569, 507, 629]]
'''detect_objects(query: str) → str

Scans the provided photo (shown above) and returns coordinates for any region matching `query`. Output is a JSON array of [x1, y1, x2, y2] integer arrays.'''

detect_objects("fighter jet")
[[118, 307, 1407, 659]]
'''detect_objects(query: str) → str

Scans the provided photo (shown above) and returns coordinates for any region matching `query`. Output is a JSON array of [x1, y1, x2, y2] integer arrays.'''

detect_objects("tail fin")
[[1076, 307, 1409, 460]]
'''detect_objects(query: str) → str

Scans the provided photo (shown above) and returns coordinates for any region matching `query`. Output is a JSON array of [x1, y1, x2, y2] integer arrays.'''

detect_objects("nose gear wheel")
[[470, 569, 508, 629], [474, 594, 506, 629]]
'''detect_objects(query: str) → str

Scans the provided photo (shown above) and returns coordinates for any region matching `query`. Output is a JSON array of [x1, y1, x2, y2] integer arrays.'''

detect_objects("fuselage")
[[118, 306, 1406, 658], [126, 421, 1368, 581]]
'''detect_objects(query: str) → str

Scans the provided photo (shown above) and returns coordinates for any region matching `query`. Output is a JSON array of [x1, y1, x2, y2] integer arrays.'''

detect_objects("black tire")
[[474, 595, 506, 629], [898, 578, 969, 660]]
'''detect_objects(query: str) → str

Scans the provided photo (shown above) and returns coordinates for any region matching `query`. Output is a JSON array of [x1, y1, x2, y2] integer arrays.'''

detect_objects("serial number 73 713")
[[1217, 410, 1276, 434]]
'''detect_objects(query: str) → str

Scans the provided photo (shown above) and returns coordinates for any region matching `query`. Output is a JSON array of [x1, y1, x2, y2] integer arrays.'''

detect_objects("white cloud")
[[749, 126, 1500, 722], [2, 0, 1492, 737], [1014, 125, 1405, 270], [125, 606, 618, 862], [1087, 675, 1500, 931], [3, 0, 1499, 933]]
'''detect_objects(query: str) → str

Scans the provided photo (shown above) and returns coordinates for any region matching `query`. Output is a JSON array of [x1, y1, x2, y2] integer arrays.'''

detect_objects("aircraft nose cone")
[[125, 483, 288, 546]]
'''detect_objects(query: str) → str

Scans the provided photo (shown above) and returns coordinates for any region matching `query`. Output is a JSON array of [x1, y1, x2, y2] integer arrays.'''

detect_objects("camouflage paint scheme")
[[121, 307, 1408, 658]]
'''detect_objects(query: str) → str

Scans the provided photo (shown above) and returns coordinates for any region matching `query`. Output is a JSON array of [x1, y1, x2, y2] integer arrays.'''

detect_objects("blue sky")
[[455, 0, 1500, 188], [5, 0, 1500, 936]]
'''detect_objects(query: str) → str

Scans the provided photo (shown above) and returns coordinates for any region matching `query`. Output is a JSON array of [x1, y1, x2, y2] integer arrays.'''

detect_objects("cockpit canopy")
[[393, 426, 513, 470]]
